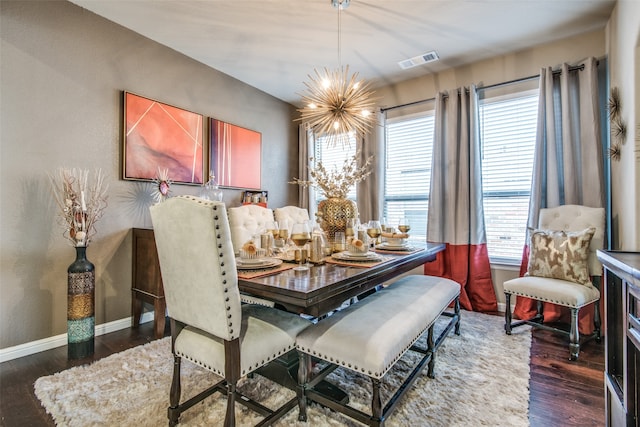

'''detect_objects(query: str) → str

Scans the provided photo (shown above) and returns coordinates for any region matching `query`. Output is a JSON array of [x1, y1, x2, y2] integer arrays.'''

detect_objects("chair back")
[[228, 204, 274, 253], [150, 196, 241, 341], [538, 204, 605, 276], [274, 206, 310, 233]]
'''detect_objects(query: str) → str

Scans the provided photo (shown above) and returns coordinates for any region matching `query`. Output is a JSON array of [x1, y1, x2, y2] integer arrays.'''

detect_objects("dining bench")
[[295, 274, 461, 427]]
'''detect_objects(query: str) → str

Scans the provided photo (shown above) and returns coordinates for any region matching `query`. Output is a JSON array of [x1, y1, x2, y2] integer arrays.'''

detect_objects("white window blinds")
[[479, 90, 538, 262]]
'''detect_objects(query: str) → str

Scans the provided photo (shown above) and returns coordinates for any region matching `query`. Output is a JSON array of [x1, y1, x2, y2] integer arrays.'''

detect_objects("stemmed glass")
[[398, 217, 411, 234], [291, 221, 311, 270], [366, 220, 382, 249]]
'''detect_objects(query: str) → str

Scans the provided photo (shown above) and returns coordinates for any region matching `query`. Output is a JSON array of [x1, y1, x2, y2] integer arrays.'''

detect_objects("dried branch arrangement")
[[49, 168, 108, 247], [290, 152, 373, 199]]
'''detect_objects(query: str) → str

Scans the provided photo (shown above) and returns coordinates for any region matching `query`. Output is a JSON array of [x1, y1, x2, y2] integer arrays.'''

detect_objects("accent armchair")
[[503, 204, 605, 360], [150, 196, 311, 426]]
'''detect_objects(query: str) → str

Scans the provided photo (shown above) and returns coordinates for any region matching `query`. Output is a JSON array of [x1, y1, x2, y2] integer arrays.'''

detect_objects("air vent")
[[398, 51, 439, 70]]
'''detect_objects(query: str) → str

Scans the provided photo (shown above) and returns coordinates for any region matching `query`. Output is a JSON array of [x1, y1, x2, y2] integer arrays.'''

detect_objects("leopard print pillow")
[[526, 227, 596, 285]]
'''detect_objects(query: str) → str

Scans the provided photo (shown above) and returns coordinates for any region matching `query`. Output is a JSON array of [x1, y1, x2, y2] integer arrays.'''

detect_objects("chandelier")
[[297, 0, 377, 146]]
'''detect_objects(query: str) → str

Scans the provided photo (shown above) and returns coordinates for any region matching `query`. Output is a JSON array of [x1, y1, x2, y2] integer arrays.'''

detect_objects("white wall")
[[607, 0, 640, 251], [0, 0, 298, 349]]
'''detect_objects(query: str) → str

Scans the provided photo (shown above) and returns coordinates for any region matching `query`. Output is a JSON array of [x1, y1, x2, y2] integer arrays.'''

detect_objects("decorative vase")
[[67, 246, 95, 359], [316, 197, 359, 246]]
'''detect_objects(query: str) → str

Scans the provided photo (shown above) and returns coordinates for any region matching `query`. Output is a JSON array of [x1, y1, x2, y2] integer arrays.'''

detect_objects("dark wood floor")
[[0, 316, 605, 427]]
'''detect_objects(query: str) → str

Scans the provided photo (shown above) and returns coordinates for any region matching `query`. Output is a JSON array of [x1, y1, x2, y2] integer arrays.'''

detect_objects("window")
[[479, 90, 538, 263], [384, 113, 435, 243], [313, 133, 357, 208]]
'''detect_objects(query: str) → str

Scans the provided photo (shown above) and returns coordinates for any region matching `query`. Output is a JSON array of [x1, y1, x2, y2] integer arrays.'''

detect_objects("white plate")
[[236, 258, 283, 270], [377, 243, 411, 251], [346, 251, 371, 257], [238, 257, 269, 265], [332, 252, 383, 262]]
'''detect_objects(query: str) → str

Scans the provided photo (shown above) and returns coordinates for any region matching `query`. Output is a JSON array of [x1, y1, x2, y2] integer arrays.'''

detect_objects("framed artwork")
[[123, 92, 205, 185], [209, 118, 261, 190]]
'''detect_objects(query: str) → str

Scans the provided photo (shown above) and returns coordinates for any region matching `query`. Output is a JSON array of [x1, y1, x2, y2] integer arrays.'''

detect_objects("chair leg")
[[569, 308, 580, 361], [504, 293, 512, 335], [454, 297, 461, 335], [168, 355, 182, 426], [594, 300, 602, 343], [224, 381, 236, 427]]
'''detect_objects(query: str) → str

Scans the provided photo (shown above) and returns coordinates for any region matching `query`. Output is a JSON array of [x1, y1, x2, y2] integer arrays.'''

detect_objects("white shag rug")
[[34, 310, 531, 426]]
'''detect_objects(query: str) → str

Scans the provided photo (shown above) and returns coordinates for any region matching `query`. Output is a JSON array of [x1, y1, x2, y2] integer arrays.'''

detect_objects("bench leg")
[[427, 326, 436, 378], [297, 352, 311, 421], [371, 377, 383, 427]]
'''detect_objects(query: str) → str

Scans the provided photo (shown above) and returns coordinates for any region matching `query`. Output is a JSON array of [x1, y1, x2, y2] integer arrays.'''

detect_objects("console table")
[[131, 228, 166, 339], [597, 250, 639, 426]]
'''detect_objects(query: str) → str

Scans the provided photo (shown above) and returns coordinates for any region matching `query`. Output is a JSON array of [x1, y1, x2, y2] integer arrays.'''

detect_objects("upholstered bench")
[[296, 275, 461, 427]]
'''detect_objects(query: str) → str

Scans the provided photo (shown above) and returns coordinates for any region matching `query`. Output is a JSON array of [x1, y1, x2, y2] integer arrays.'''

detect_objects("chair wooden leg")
[[168, 355, 182, 426], [427, 326, 436, 378], [569, 308, 580, 361], [504, 293, 512, 335], [454, 298, 461, 335], [594, 300, 602, 342], [224, 381, 236, 427]]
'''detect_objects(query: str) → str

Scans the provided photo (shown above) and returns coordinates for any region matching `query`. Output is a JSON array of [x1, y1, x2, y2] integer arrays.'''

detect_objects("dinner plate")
[[236, 258, 283, 270], [377, 243, 412, 251], [332, 251, 383, 262], [238, 257, 270, 265]]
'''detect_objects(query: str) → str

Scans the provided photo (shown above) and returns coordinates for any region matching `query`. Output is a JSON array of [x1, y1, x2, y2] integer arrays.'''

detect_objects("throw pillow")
[[526, 227, 596, 285]]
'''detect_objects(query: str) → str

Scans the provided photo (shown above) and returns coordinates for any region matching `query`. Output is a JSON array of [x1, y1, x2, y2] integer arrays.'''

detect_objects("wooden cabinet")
[[131, 228, 166, 339], [598, 250, 639, 427]]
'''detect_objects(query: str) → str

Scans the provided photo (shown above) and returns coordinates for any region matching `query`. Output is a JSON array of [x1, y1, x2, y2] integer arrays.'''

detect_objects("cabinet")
[[131, 228, 166, 339], [597, 250, 639, 427]]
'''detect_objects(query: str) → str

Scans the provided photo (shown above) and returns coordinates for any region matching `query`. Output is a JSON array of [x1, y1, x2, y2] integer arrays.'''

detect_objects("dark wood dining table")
[[238, 242, 446, 317], [238, 242, 446, 402]]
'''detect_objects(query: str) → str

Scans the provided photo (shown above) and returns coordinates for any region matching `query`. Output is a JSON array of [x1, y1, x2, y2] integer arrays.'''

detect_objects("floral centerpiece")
[[289, 152, 373, 199], [290, 152, 372, 243], [49, 168, 109, 247]]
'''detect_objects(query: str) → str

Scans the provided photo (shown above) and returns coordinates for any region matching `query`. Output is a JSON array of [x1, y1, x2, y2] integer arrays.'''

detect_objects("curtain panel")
[[514, 57, 604, 333], [424, 86, 497, 312], [357, 109, 385, 223]]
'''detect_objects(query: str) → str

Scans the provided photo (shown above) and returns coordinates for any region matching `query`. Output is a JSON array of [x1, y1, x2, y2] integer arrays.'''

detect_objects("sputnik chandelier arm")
[[296, 0, 377, 147]]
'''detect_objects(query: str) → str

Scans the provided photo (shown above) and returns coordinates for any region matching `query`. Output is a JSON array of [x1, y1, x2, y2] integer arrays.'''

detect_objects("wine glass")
[[266, 220, 279, 239], [291, 222, 311, 270], [398, 217, 411, 234], [345, 218, 356, 241], [366, 220, 382, 248]]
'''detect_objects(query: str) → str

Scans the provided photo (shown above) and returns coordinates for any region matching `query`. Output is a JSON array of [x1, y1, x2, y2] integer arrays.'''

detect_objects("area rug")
[[34, 310, 531, 426]]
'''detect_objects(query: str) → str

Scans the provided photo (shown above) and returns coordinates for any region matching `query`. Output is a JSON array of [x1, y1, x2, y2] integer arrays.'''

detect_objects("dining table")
[[238, 242, 446, 317], [237, 241, 446, 402]]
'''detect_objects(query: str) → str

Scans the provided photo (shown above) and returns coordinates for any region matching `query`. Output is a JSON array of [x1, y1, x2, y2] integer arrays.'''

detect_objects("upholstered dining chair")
[[503, 204, 605, 360], [274, 206, 310, 234], [227, 204, 274, 254], [150, 196, 311, 426]]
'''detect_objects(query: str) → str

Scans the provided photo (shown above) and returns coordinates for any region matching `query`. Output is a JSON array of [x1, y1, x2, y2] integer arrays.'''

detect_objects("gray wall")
[[0, 0, 298, 348]]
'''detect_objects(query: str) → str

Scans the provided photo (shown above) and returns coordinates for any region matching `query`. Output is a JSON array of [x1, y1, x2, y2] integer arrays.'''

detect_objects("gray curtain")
[[425, 85, 497, 312], [527, 57, 604, 227], [298, 125, 315, 217], [356, 109, 385, 222]]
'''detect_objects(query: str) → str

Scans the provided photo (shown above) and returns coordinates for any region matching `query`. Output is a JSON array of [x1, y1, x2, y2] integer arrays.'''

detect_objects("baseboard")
[[0, 312, 154, 363]]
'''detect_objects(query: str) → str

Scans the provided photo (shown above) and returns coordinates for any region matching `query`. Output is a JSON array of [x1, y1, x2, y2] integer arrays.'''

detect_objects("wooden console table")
[[597, 250, 639, 426], [131, 228, 166, 339]]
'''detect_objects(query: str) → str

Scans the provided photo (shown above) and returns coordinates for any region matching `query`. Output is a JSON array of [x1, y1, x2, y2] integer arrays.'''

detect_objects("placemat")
[[325, 255, 394, 268], [237, 262, 295, 279], [374, 246, 423, 255]]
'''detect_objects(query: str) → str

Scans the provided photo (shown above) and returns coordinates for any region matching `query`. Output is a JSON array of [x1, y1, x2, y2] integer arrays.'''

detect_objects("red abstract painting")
[[210, 119, 261, 189], [124, 92, 204, 184]]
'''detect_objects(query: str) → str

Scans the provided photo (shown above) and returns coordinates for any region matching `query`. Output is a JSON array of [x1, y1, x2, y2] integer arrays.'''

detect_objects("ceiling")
[[69, 0, 615, 106]]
